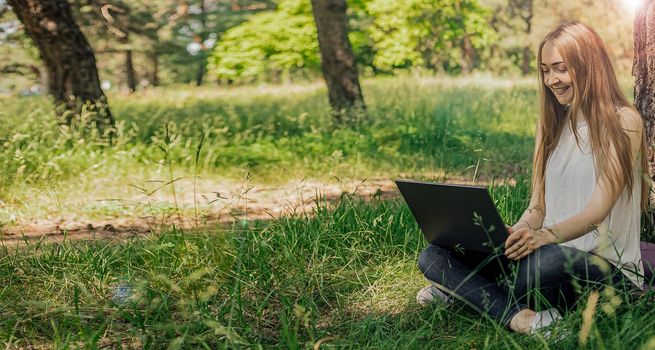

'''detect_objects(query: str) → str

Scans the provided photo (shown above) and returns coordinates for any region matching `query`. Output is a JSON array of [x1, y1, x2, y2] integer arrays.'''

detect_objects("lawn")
[[1, 194, 655, 348], [0, 75, 539, 225], [0, 75, 653, 348]]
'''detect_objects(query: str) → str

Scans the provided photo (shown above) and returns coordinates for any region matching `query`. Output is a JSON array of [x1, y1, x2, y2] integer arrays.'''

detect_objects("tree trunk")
[[521, 46, 531, 75], [125, 45, 137, 93], [633, 0, 655, 203], [310, 0, 365, 124], [196, 0, 206, 86], [150, 51, 159, 87], [521, 0, 533, 76], [8, 0, 114, 134], [122, 8, 136, 94], [196, 57, 205, 86], [507, 0, 534, 76], [461, 35, 474, 74]]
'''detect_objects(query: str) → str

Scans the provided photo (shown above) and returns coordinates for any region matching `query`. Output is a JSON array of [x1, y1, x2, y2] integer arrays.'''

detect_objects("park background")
[[1, 0, 655, 348]]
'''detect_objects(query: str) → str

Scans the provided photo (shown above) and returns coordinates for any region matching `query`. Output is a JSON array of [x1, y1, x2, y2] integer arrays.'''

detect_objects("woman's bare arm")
[[542, 109, 643, 242], [505, 109, 643, 260]]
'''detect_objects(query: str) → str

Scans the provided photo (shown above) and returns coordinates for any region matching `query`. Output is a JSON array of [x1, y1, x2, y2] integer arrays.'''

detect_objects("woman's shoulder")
[[616, 106, 643, 133]]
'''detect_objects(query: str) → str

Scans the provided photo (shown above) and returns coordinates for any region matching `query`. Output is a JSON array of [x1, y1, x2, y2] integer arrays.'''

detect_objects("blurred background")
[[0, 0, 639, 95]]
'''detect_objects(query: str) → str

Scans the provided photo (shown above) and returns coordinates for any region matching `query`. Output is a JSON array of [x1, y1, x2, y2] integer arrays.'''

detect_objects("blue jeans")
[[418, 243, 637, 328]]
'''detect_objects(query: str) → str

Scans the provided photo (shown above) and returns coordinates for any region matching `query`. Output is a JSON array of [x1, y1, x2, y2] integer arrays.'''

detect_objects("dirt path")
[[0, 178, 396, 246], [0, 176, 499, 247]]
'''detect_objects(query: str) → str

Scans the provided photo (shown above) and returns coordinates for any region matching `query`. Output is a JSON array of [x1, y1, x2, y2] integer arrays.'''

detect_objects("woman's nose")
[[546, 74, 559, 87]]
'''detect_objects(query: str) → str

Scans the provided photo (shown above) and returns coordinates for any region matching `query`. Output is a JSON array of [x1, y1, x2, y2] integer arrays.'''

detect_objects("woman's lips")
[[553, 86, 569, 96]]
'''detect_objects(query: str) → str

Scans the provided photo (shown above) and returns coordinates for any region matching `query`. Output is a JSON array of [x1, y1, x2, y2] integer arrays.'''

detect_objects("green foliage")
[[366, 0, 495, 72], [208, 0, 320, 84], [207, 0, 494, 82], [2, 0, 639, 89], [68, 0, 277, 87]]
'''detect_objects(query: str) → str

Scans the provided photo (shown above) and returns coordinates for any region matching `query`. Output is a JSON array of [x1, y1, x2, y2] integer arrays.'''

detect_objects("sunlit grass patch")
[[0, 188, 655, 347], [346, 260, 424, 316]]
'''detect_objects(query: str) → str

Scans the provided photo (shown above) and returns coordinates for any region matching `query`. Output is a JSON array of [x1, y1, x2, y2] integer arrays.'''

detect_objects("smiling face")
[[540, 41, 573, 105]]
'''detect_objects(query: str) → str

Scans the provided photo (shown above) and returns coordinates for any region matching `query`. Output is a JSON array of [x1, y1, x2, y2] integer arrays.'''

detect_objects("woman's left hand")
[[504, 227, 555, 260]]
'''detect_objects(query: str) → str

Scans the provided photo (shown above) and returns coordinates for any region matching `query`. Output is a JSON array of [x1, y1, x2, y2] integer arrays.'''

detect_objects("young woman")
[[416, 22, 650, 335]]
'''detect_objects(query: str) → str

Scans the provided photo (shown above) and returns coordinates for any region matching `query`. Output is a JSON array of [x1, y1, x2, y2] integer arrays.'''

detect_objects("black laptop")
[[395, 179, 509, 253]]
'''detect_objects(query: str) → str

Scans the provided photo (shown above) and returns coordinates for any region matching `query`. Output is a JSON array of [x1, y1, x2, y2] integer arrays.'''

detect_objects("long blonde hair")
[[532, 22, 650, 211]]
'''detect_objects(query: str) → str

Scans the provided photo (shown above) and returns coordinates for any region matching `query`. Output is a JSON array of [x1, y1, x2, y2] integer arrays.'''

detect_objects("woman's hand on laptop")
[[504, 226, 555, 260]]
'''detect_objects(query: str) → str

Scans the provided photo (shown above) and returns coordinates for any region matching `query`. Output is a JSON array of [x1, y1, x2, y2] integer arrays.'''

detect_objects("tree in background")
[[208, 0, 319, 84], [84, 0, 137, 92], [1, 0, 641, 89], [177, 0, 276, 85], [74, 0, 185, 91], [195, 0, 207, 85], [311, 0, 365, 123], [633, 0, 655, 193], [508, 0, 533, 75], [7, 0, 114, 134], [536, 0, 635, 75], [208, 0, 492, 82], [0, 4, 44, 93], [38, 0, 274, 92], [483, 0, 536, 75], [366, 0, 494, 73]]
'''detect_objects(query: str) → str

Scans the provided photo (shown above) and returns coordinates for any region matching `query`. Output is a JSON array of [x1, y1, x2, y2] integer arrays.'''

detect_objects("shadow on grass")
[[3, 176, 654, 348]]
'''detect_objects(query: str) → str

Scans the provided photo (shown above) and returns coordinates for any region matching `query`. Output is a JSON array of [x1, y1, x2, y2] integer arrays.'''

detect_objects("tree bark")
[[8, 0, 114, 134], [521, 46, 531, 75], [196, 0, 206, 86], [521, 0, 533, 76], [124, 37, 137, 93], [633, 0, 655, 202], [461, 35, 474, 74], [310, 0, 365, 124], [150, 51, 159, 87], [122, 8, 136, 93], [196, 57, 205, 86]]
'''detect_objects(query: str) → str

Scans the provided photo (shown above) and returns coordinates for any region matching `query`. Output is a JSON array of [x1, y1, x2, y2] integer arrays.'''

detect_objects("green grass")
[[0, 74, 651, 347], [1, 187, 654, 348], [0, 75, 540, 184], [0, 75, 541, 224]]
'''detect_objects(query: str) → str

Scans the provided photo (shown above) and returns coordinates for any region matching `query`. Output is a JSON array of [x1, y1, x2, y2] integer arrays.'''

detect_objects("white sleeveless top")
[[543, 109, 644, 288]]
